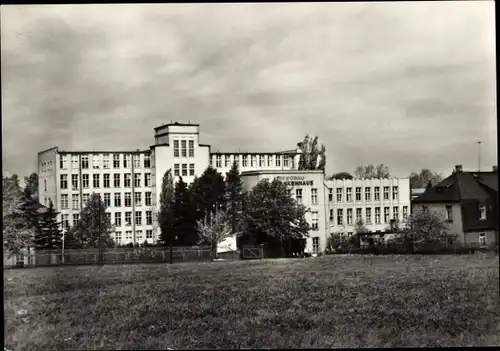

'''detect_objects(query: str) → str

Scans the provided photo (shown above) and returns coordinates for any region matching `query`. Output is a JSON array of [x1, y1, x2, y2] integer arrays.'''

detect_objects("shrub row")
[[326, 245, 498, 255]]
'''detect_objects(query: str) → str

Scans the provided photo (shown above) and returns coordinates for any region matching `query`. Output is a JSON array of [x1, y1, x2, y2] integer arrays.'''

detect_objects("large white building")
[[37, 122, 410, 254]]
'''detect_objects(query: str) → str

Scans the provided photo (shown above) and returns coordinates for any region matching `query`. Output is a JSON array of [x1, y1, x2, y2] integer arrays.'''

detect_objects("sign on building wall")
[[274, 175, 314, 186]]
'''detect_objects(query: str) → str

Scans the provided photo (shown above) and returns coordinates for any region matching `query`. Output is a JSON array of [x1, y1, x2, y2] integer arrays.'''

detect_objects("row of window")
[[328, 186, 399, 202], [173, 140, 195, 158], [59, 154, 151, 170], [41, 161, 54, 173], [59, 173, 152, 190], [61, 210, 154, 229], [173, 164, 195, 177], [60, 192, 153, 210], [329, 206, 409, 226], [214, 154, 293, 168], [424, 204, 487, 221], [114, 230, 154, 243]]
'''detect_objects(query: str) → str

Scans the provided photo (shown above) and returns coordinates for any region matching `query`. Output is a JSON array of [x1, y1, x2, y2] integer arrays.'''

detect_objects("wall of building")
[[464, 230, 498, 247], [38, 148, 58, 209], [325, 178, 411, 238], [212, 152, 300, 178], [411, 202, 464, 242]]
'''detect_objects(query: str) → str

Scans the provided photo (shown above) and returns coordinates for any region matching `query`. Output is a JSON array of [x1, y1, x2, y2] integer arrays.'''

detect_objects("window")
[[313, 237, 320, 254], [259, 155, 264, 167], [146, 211, 153, 225], [337, 209, 343, 225], [93, 174, 100, 188], [145, 173, 151, 187], [226, 155, 232, 168], [392, 186, 398, 200], [329, 209, 334, 222], [103, 174, 110, 188], [356, 208, 362, 223], [103, 154, 110, 169], [366, 208, 372, 224], [365, 187, 371, 201], [189, 164, 195, 176], [374, 187, 380, 201], [134, 173, 141, 187], [124, 154, 131, 168], [181, 140, 187, 157], [62, 214, 69, 230], [234, 156, 240, 167], [174, 140, 179, 157], [124, 174, 131, 188], [113, 154, 120, 168], [114, 193, 121, 207], [479, 204, 487, 220], [136, 230, 143, 242], [134, 155, 141, 169], [311, 211, 319, 230], [242, 155, 248, 167], [72, 194, 79, 210], [60, 155, 68, 169], [83, 193, 90, 205], [383, 186, 390, 200], [403, 206, 408, 221], [251, 155, 257, 167], [125, 193, 132, 207], [125, 212, 132, 226], [135, 192, 142, 206], [135, 211, 142, 226], [174, 164, 180, 176], [347, 209, 353, 225], [276, 156, 281, 167], [93, 155, 100, 169], [106, 212, 111, 223], [104, 193, 111, 207], [295, 189, 303, 204], [71, 155, 79, 169], [375, 207, 381, 224], [182, 164, 188, 177], [188, 140, 194, 157], [284, 157, 289, 168], [393, 206, 399, 221], [144, 154, 151, 168], [384, 207, 390, 224], [72, 174, 79, 190], [113, 174, 120, 188], [355, 187, 362, 201], [115, 212, 122, 226], [42, 162, 46, 173], [267, 155, 272, 167], [146, 230, 153, 239], [60, 175, 68, 189], [73, 214, 80, 226], [115, 231, 122, 243], [311, 189, 318, 204], [336, 188, 342, 202], [44, 179, 47, 191], [479, 233, 486, 247], [328, 189, 333, 202], [145, 192, 152, 206], [126, 231, 132, 240], [61, 194, 69, 209], [346, 188, 352, 202]]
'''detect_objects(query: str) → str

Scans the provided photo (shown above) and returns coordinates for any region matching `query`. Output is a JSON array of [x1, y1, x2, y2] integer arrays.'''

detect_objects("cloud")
[[1, 2, 496, 181]]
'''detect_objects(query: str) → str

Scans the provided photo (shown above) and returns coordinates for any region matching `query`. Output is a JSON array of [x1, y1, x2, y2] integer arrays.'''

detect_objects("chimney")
[[455, 165, 463, 173], [493, 165, 498, 172]]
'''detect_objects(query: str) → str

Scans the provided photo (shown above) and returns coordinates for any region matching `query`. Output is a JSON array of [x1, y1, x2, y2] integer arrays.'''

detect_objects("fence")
[[241, 245, 264, 260], [5, 246, 224, 268]]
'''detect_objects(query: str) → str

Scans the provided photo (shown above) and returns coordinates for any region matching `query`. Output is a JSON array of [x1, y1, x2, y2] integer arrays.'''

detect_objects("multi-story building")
[[38, 122, 301, 246], [325, 178, 411, 241], [412, 165, 498, 247]]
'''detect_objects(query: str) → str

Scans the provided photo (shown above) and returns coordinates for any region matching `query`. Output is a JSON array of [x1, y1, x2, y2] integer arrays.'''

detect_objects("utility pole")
[[477, 141, 482, 172]]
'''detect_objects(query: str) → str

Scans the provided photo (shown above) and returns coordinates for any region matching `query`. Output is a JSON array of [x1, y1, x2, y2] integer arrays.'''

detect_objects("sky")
[[1, 2, 497, 181]]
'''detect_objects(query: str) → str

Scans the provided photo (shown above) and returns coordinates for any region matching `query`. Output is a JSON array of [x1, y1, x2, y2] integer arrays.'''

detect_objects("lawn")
[[4, 254, 500, 349]]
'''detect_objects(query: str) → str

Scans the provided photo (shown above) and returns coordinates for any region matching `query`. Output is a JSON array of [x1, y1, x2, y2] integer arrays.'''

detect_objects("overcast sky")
[[1, 2, 496, 181]]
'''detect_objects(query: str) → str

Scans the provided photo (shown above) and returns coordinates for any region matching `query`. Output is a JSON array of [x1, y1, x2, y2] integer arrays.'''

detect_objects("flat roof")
[[241, 169, 324, 176], [154, 123, 200, 130]]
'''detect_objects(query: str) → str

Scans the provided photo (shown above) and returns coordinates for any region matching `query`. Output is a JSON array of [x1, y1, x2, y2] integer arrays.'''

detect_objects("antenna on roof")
[[477, 141, 482, 172]]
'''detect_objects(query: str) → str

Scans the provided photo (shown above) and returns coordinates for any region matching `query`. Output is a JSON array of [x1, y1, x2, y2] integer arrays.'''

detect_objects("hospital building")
[[37, 122, 410, 254]]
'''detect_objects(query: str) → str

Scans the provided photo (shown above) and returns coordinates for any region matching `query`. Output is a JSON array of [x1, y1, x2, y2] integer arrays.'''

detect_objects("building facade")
[[38, 123, 301, 246], [325, 178, 411, 241]]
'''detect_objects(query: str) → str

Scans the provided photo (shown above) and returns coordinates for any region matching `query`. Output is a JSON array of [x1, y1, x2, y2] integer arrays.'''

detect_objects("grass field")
[[4, 254, 500, 349]]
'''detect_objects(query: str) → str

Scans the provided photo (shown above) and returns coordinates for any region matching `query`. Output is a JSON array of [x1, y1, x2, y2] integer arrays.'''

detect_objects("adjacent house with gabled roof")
[[412, 165, 498, 247]]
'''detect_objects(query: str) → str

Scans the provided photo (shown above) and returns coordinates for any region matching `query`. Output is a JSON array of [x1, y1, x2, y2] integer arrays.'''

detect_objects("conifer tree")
[[225, 161, 244, 235]]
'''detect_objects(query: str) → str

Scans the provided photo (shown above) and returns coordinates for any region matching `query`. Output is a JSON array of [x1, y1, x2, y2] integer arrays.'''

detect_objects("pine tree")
[[35, 200, 63, 250], [193, 166, 226, 221], [173, 176, 197, 246], [64, 193, 115, 249], [158, 169, 175, 262], [225, 161, 244, 236]]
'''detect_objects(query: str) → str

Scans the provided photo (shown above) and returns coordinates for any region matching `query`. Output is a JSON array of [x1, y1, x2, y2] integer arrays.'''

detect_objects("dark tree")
[[35, 200, 63, 250], [328, 172, 354, 180], [298, 134, 326, 171], [172, 176, 197, 246], [158, 169, 175, 262], [225, 161, 244, 235], [191, 166, 226, 222], [409, 169, 443, 189]]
